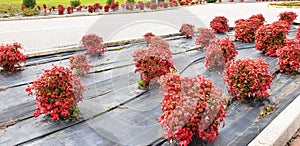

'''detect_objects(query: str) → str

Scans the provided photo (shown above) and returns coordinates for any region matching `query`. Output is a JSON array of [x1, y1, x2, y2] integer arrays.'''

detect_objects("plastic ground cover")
[[0, 27, 299, 146]]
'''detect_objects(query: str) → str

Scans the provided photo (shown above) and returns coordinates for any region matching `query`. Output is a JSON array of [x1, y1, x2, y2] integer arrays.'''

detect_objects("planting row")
[[19, 0, 204, 16], [1, 12, 300, 146]]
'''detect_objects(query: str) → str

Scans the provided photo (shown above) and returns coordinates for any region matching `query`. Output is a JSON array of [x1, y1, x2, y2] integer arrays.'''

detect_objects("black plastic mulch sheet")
[[0, 28, 299, 146]]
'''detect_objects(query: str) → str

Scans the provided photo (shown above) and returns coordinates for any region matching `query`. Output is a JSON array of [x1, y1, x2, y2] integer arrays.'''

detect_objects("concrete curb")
[[248, 95, 300, 146]]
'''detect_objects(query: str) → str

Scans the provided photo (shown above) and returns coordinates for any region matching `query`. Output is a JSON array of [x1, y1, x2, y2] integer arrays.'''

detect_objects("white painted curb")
[[249, 95, 300, 146]]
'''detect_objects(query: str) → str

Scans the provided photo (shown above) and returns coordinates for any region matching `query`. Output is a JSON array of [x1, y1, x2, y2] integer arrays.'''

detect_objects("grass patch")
[[0, 3, 20, 17], [0, 0, 138, 8], [269, 2, 300, 7]]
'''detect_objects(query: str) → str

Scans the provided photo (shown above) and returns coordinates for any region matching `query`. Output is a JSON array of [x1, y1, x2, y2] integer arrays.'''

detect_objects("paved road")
[[0, 2, 299, 53]]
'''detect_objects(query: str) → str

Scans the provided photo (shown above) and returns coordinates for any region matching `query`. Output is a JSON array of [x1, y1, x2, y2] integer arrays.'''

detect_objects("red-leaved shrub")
[[159, 73, 226, 145], [132, 36, 175, 88], [249, 14, 265, 23], [195, 28, 216, 48], [144, 32, 155, 43], [88, 5, 95, 13], [81, 33, 105, 56], [255, 20, 290, 57], [276, 39, 300, 75], [70, 54, 92, 76], [0, 42, 26, 72], [224, 58, 273, 101], [150, 3, 157, 9], [205, 38, 237, 71], [210, 16, 229, 33], [104, 4, 110, 12], [234, 14, 265, 43], [26, 65, 85, 121], [279, 11, 298, 25], [58, 5, 65, 15], [179, 23, 195, 39]]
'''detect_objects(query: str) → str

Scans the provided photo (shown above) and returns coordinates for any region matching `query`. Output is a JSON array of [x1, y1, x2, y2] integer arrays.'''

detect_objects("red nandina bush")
[[145, 2, 151, 8], [150, 3, 157, 9], [224, 58, 273, 101], [70, 54, 92, 76], [67, 6, 72, 14], [210, 16, 229, 33], [104, 4, 110, 12], [144, 32, 155, 43], [136, 1, 145, 10], [159, 73, 226, 145], [234, 17, 264, 43], [26, 65, 85, 121], [255, 20, 290, 57], [111, 2, 119, 11], [205, 38, 237, 71], [77, 6, 83, 11], [276, 39, 300, 75], [58, 5, 65, 15], [195, 28, 216, 48], [88, 5, 94, 13], [21, 5, 26, 11], [279, 11, 298, 25], [93, 3, 101, 11], [179, 23, 194, 39], [0, 42, 26, 72], [132, 36, 175, 88], [249, 14, 265, 23], [81, 33, 105, 56]]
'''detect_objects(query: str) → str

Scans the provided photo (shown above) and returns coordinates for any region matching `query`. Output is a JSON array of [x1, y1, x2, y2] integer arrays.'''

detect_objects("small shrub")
[[67, 7, 73, 14], [276, 39, 300, 75], [22, 8, 40, 16], [279, 11, 297, 24], [70, 0, 81, 7], [43, 4, 47, 9], [144, 32, 155, 43], [179, 23, 194, 39], [210, 16, 229, 33], [159, 73, 226, 145], [93, 3, 102, 11], [58, 5, 65, 15], [77, 6, 83, 11], [132, 36, 175, 88], [23, 0, 36, 8], [88, 5, 95, 13], [0, 42, 26, 72], [104, 4, 110, 12], [249, 14, 265, 23], [81, 34, 105, 56], [205, 38, 237, 71], [70, 54, 92, 77], [111, 2, 119, 11], [224, 58, 273, 101], [255, 20, 290, 57], [195, 28, 216, 48], [234, 14, 265, 43], [150, 3, 157, 9], [136, 1, 145, 10], [145, 2, 151, 8], [26, 65, 84, 121]]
